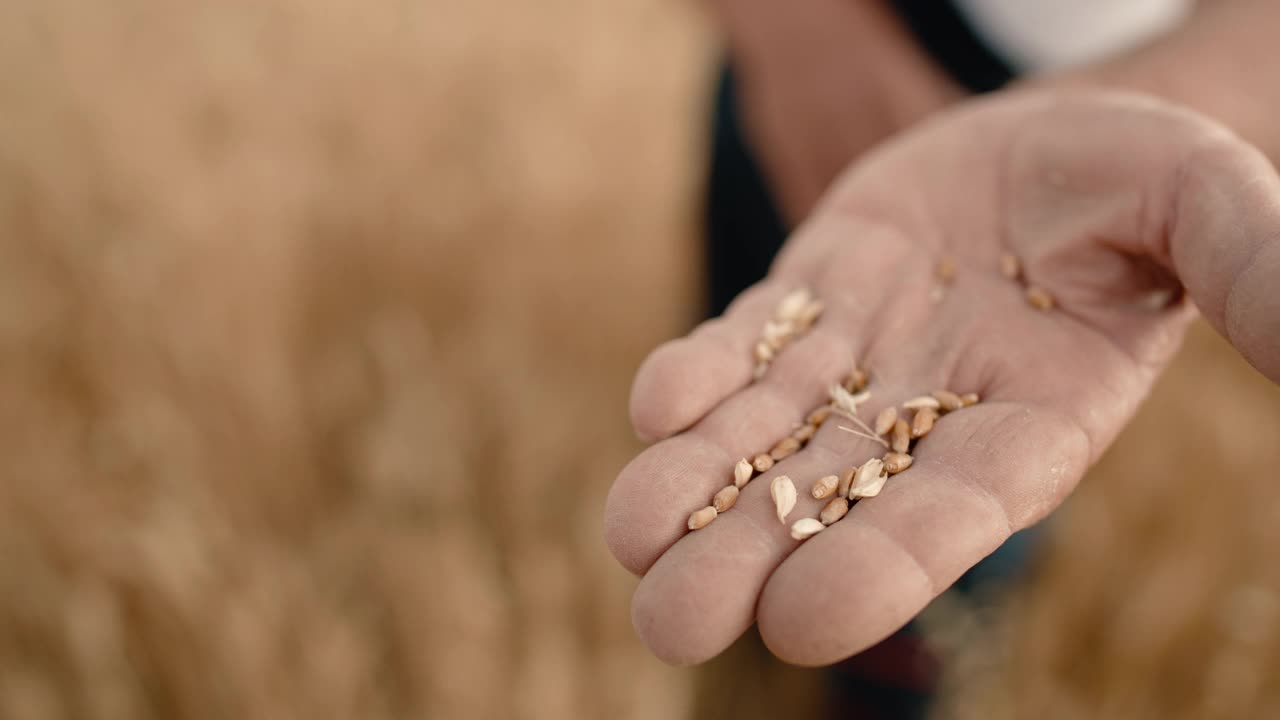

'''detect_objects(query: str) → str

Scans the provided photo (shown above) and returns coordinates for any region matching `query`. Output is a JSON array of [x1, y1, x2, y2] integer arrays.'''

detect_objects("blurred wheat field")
[[0, 1, 1278, 719]]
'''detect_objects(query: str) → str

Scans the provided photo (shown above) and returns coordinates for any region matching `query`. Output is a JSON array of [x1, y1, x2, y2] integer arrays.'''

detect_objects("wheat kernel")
[[851, 459, 888, 498], [838, 466, 856, 498], [933, 390, 963, 412], [712, 485, 739, 513], [883, 452, 914, 474], [903, 395, 941, 410], [960, 392, 980, 407], [770, 436, 801, 461], [911, 406, 938, 438], [777, 288, 813, 321], [891, 419, 911, 453], [936, 257, 957, 283], [792, 423, 817, 443], [754, 340, 774, 363], [763, 320, 792, 349], [796, 299, 825, 329], [688, 506, 717, 530], [1026, 285, 1055, 310], [811, 474, 839, 500], [790, 517, 826, 540], [807, 406, 833, 427], [1000, 253, 1020, 279], [846, 367, 869, 393], [771, 476, 797, 524], [752, 453, 774, 473], [873, 407, 898, 435], [734, 458, 754, 488], [820, 497, 850, 525]]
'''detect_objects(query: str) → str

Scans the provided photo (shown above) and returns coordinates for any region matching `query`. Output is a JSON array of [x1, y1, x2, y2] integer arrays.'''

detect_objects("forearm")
[[707, 0, 953, 127], [1041, 0, 1280, 162]]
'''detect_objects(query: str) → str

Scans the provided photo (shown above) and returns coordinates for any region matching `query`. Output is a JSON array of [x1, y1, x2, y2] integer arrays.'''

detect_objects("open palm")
[[605, 91, 1280, 666]]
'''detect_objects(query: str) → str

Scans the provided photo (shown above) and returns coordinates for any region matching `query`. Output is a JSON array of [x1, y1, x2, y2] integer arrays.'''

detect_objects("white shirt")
[[953, 0, 1192, 72]]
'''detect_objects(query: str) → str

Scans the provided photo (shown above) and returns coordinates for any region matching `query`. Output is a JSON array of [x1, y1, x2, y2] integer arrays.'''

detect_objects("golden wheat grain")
[[820, 497, 850, 525], [883, 452, 914, 474], [1026, 285, 1055, 310], [770, 436, 801, 461], [1000, 253, 1020, 279], [811, 475, 838, 500], [688, 506, 717, 530], [934, 390, 963, 412], [752, 453, 775, 473], [807, 405, 833, 427], [874, 407, 898, 435], [911, 406, 938, 439], [713, 485, 740, 513], [891, 419, 911, 454]]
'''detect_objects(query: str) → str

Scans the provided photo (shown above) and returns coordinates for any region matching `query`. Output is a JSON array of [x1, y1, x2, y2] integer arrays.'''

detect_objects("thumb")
[[1168, 135, 1280, 384]]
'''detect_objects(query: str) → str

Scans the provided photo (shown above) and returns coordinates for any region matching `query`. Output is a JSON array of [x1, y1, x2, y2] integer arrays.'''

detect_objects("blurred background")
[[0, 1, 1278, 718]]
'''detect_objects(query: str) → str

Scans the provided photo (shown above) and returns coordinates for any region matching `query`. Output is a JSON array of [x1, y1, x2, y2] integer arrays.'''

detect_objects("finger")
[[1166, 135, 1280, 384], [756, 401, 1089, 666], [606, 324, 853, 576], [629, 416, 889, 665], [628, 211, 914, 444], [624, 322, 966, 665], [629, 281, 798, 443], [608, 227, 920, 577]]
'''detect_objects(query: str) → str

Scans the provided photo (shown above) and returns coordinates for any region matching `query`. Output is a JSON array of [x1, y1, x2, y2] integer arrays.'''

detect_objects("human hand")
[[605, 90, 1280, 666]]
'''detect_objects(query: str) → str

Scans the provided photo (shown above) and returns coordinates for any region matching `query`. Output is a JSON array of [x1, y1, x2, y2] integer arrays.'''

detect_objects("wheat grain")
[[770, 436, 801, 461], [811, 474, 839, 500], [752, 453, 774, 473], [763, 320, 792, 349], [796, 299, 824, 330], [891, 419, 911, 454], [1000, 253, 1020, 279], [831, 384, 872, 416], [936, 257, 956, 283], [792, 423, 817, 443], [903, 395, 941, 410], [790, 517, 826, 540], [820, 497, 850, 525], [771, 476, 797, 524], [933, 390, 963, 412], [807, 405, 833, 426], [873, 407, 898, 435], [960, 392, 980, 407], [845, 367, 869, 393], [688, 506, 717, 530], [838, 466, 856, 498], [734, 458, 754, 488], [1026, 285, 1055, 310], [777, 288, 813, 322], [712, 485, 739, 512], [754, 340, 774, 364], [851, 458, 888, 498], [883, 452, 914, 474], [911, 406, 938, 438]]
